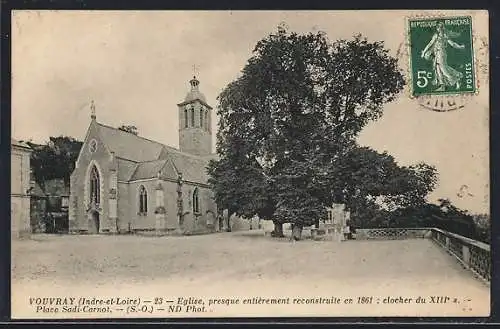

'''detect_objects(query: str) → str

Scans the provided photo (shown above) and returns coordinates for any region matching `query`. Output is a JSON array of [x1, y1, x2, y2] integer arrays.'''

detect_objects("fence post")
[[462, 245, 470, 268], [445, 237, 450, 249]]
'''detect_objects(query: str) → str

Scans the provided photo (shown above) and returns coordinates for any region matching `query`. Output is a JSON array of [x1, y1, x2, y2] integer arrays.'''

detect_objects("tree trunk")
[[272, 222, 284, 237], [218, 216, 224, 231], [292, 224, 303, 241], [226, 216, 232, 232]]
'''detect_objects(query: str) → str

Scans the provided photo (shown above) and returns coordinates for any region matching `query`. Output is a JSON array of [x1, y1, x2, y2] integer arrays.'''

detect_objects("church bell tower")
[[177, 76, 213, 156]]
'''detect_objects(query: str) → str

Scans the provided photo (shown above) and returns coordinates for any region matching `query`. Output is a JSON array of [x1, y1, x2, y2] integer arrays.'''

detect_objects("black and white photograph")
[[10, 10, 490, 318]]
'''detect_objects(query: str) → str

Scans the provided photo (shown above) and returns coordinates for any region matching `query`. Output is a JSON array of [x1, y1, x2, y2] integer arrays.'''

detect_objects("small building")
[[30, 180, 47, 233], [11, 139, 33, 239], [44, 179, 70, 233], [323, 203, 351, 241], [30, 179, 71, 234]]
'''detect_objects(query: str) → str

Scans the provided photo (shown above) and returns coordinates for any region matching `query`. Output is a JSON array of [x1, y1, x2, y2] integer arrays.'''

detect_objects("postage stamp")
[[408, 16, 475, 97]]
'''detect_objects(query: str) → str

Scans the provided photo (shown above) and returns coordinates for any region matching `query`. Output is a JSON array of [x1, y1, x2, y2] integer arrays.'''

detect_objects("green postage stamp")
[[408, 16, 475, 96]]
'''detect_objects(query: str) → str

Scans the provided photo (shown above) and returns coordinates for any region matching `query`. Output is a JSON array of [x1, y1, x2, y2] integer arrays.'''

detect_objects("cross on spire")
[[90, 100, 96, 120], [192, 64, 199, 77]]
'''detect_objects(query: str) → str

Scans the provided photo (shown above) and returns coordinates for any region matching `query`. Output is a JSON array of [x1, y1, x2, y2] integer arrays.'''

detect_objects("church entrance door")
[[88, 211, 100, 234]]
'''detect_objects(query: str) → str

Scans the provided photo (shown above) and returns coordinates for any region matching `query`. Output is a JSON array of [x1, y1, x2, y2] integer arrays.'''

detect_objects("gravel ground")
[[11, 230, 490, 318]]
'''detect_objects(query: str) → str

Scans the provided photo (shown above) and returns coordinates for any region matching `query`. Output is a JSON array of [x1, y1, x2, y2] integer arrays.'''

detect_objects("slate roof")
[[95, 121, 212, 184], [117, 158, 140, 181], [184, 89, 207, 103], [97, 123, 165, 162], [130, 160, 169, 181], [166, 150, 211, 183]]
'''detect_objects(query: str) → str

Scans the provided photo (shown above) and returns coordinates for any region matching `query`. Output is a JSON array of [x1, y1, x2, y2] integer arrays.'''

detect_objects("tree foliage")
[[377, 198, 488, 243], [207, 139, 276, 222], [332, 146, 438, 228], [28, 136, 83, 188], [209, 26, 416, 237]]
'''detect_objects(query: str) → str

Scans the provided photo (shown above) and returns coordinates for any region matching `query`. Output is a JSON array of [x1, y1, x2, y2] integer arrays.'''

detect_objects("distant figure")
[[343, 223, 351, 240], [218, 215, 224, 232]]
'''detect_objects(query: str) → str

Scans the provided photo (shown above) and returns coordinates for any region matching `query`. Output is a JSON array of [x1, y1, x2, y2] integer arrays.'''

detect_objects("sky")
[[11, 10, 490, 214]]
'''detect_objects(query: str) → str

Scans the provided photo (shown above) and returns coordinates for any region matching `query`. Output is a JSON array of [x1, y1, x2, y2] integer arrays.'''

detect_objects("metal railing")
[[430, 228, 490, 282], [355, 227, 490, 283]]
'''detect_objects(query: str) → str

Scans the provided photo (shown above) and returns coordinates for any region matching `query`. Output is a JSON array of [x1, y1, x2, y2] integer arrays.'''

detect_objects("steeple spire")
[[90, 100, 96, 120]]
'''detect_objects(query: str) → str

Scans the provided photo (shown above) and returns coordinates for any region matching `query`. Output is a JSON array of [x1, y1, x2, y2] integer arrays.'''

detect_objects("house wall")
[[11, 145, 32, 239], [228, 215, 261, 232]]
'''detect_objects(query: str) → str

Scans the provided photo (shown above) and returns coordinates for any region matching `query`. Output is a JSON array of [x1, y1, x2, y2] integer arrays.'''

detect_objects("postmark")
[[408, 16, 475, 97]]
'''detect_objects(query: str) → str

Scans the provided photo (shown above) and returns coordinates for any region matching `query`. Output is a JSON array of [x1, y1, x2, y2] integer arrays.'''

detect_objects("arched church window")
[[90, 165, 100, 205], [184, 108, 189, 128], [191, 107, 195, 127], [139, 185, 148, 214], [193, 188, 200, 214], [200, 107, 203, 128]]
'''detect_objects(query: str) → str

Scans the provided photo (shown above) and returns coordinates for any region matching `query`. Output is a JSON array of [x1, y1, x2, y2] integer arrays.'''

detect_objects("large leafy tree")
[[28, 136, 83, 188], [210, 26, 406, 239], [207, 135, 276, 232], [333, 146, 438, 229], [385, 198, 482, 241]]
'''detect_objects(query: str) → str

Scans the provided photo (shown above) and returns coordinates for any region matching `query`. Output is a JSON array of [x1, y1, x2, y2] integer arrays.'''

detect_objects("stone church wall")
[[69, 124, 111, 233], [162, 181, 180, 230], [180, 183, 217, 234], [117, 182, 131, 233], [129, 180, 159, 231], [125, 179, 184, 232]]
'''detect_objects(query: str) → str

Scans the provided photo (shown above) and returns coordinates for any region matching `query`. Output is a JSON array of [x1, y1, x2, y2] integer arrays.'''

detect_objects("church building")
[[69, 76, 255, 235]]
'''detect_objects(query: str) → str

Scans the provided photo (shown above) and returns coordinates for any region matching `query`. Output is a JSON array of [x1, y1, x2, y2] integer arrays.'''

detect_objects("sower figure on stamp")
[[421, 22, 465, 91]]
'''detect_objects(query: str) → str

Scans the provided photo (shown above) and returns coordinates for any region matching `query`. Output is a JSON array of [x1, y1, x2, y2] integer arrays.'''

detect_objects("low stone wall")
[[355, 228, 432, 240]]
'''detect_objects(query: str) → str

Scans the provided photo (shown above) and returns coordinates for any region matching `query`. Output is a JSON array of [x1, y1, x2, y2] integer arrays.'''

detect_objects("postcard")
[[11, 10, 490, 319]]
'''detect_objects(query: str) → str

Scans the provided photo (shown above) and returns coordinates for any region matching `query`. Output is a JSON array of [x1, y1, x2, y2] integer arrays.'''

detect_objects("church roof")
[[94, 121, 213, 184], [97, 123, 165, 162], [184, 89, 207, 103], [117, 158, 140, 181], [167, 151, 211, 183], [177, 76, 213, 109], [130, 159, 169, 181], [126, 152, 211, 183]]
